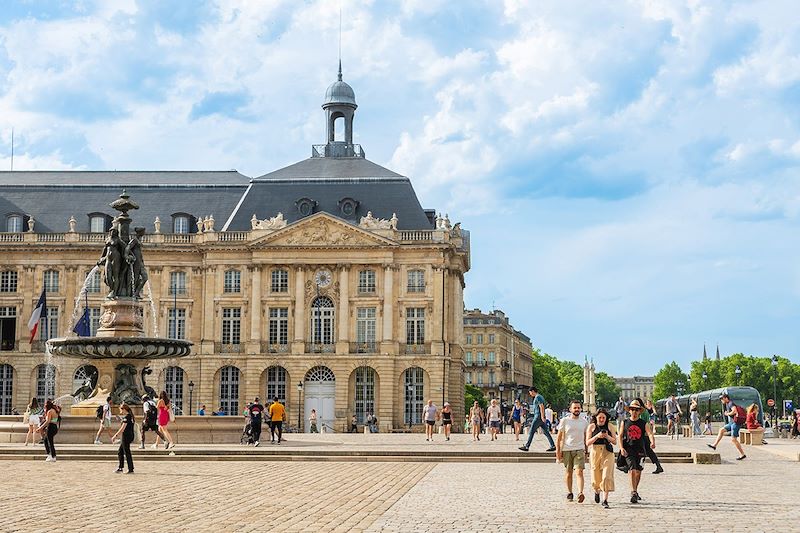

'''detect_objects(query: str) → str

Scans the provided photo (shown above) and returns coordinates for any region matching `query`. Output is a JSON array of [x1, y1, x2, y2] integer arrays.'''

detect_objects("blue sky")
[[1, 0, 799, 375]]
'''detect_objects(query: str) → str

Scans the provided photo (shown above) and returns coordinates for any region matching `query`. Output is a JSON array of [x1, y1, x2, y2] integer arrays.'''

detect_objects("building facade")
[[0, 69, 470, 431], [462, 308, 532, 402], [613, 376, 655, 402]]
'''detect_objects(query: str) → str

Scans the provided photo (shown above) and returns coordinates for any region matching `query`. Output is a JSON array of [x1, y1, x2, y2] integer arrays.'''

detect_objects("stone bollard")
[[694, 452, 721, 464], [364, 425, 369, 435]]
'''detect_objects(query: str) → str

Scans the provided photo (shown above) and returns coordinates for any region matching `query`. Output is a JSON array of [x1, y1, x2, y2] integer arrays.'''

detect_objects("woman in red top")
[[745, 403, 762, 430]]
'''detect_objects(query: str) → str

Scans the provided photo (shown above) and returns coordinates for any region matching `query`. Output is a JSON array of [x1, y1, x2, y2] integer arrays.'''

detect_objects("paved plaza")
[[0, 434, 797, 532]]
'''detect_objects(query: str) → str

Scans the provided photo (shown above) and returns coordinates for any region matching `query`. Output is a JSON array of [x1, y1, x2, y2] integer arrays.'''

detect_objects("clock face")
[[315, 269, 332, 288]]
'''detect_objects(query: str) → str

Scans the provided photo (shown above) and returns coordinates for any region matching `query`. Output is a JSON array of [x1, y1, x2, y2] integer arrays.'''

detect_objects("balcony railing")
[[398, 231, 434, 242], [312, 143, 365, 158], [467, 361, 488, 367], [31, 341, 49, 352], [215, 343, 244, 353], [218, 231, 249, 242], [0, 233, 24, 242], [350, 341, 377, 354], [403, 343, 430, 354], [0, 341, 19, 352], [261, 342, 289, 354], [306, 343, 335, 353]]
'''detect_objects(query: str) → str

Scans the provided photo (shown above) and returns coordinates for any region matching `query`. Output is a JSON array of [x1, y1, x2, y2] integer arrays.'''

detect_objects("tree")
[[595, 372, 621, 406], [653, 361, 688, 400], [464, 384, 487, 416]]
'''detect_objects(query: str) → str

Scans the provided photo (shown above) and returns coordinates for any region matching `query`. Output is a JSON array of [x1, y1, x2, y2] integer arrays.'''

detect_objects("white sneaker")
[[44, 455, 52, 462], [139, 443, 145, 449], [51, 457, 57, 462], [94, 439, 101, 445], [151, 443, 158, 449], [254, 441, 260, 447]]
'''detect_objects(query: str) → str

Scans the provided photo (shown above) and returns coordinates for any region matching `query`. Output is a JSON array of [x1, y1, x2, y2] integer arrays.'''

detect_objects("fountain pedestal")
[[97, 298, 145, 338]]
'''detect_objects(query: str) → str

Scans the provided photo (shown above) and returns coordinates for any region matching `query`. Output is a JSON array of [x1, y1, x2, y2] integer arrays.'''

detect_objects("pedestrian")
[[707, 393, 747, 460], [519, 387, 556, 452], [703, 412, 713, 435], [349, 415, 358, 433], [586, 408, 616, 508], [635, 397, 663, 474], [112, 403, 135, 474], [545, 404, 554, 433], [94, 396, 114, 445], [487, 399, 502, 441], [198, 405, 206, 416], [665, 393, 681, 439], [509, 399, 523, 441], [268, 396, 286, 443], [690, 397, 701, 436], [469, 401, 483, 441], [441, 403, 453, 441], [645, 399, 656, 436], [23, 397, 43, 446], [423, 400, 438, 441], [618, 399, 656, 503], [140, 394, 165, 449], [248, 397, 264, 446], [153, 391, 174, 450], [613, 396, 626, 425], [37, 399, 60, 462], [309, 409, 319, 433], [555, 400, 589, 503]]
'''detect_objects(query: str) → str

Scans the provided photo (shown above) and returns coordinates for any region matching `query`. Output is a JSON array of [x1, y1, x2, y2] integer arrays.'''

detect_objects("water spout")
[[68, 265, 100, 336]]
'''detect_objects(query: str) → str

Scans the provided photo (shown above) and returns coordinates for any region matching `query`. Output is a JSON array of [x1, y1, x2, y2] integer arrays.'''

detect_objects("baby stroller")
[[240, 422, 255, 445]]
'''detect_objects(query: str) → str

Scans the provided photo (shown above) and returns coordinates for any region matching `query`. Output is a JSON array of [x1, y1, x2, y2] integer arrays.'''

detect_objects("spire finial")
[[338, 59, 342, 82], [338, 5, 343, 82]]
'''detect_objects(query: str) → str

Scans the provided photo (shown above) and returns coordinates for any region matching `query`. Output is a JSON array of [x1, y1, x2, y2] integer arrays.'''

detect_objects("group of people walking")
[[243, 396, 287, 446], [22, 397, 60, 461]]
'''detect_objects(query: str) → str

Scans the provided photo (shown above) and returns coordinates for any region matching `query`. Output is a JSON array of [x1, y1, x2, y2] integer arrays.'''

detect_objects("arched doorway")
[[218, 365, 241, 416], [403, 367, 424, 425], [164, 366, 185, 414], [353, 366, 376, 424], [0, 364, 13, 415], [304, 366, 335, 432], [265, 366, 287, 405]]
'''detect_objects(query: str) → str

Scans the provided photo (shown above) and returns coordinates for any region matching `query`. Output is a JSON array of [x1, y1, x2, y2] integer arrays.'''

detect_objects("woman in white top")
[[469, 401, 483, 441], [23, 397, 43, 446]]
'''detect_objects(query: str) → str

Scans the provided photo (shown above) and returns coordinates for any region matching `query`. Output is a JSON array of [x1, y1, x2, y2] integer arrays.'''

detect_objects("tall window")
[[266, 366, 287, 406], [86, 269, 101, 293], [354, 366, 376, 423], [465, 351, 472, 364], [0, 306, 17, 351], [477, 351, 484, 364], [271, 269, 288, 293], [358, 270, 375, 293], [165, 366, 184, 413], [168, 308, 186, 340], [221, 308, 241, 345], [35, 364, 56, 406], [465, 334, 472, 345], [6, 215, 23, 233], [477, 372, 484, 385], [407, 270, 425, 292], [224, 270, 241, 293], [476, 334, 483, 345], [89, 216, 106, 233], [89, 308, 101, 336], [488, 351, 496, 364], [310, 296, 335, 345], [218, 366, 240, 415], [169, 271, 187, 295], [489, 370, 495, 385], [43, 308, 58, 340], [0, 271, 17, 293], [0, 364, 13, 415], [356, 307, 376, 349], [465, 371, 472, 384], [405, 308, 425, 345], [488, 334, 495, 344], [268, 308, 288, 346], [43, 270, 59, 293], [173, 215, 189, 234], [404, 367, 424, 424]]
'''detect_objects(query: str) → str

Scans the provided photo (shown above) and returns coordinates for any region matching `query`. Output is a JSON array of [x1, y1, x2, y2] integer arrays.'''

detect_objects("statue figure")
[[207, 214, 215, 232], [252, 212, 287, 230], [96, 228, 130, 299], [111, 364, 141, 404], [140, 366, 157, 400], [154, 216, 161, 234], [251, 214, 258, 229], [125, 226, 148, 299], [68, 216, 77, 233], [390, 213, 398, 230], [27, 216, 35, 232], [359, 211, 393, 230], [71, 367, 99, 401], [196, 217, 204, 233]]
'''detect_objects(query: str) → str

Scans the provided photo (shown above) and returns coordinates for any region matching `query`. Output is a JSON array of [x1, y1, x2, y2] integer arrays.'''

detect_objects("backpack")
[[732, 404, 746, 425], [145, 402, 157, 425], [95, 405, 104, 419]]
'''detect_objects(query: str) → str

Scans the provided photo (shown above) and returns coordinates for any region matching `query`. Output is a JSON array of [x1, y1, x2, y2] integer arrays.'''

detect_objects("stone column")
[[336, 264, 350, 354], [247, 266, 262, 354], [431, 266, 445, 356], [381, 265, 395, 351], [201, 266, 216, 355], [291, 266, 306, 354]]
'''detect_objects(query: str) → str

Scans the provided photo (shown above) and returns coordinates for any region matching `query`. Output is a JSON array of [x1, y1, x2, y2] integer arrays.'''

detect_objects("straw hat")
[[625, 399, 644, 411]]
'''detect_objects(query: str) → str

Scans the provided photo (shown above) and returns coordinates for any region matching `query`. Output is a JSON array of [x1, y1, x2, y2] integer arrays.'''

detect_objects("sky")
[[1, 0, 798, 376]]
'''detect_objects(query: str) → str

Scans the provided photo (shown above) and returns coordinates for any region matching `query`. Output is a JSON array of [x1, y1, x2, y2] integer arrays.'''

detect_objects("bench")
[[739, 428, 764, 445]]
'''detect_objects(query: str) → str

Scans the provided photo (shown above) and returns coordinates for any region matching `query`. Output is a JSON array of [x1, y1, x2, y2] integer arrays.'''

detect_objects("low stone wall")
[[0, 415, 246, 444]]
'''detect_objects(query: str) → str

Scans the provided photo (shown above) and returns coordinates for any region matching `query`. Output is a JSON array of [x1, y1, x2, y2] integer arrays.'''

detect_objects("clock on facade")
[[314, 269, 332, 288]]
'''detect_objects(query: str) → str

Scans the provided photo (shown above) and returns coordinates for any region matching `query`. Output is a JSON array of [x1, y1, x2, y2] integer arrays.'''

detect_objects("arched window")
[[72, 364, 98, 397], [404, 367, 424, 425], [310, 296, 335, 345], [219, 366, 240, 416], [35, 364, 56, 406], [165, 366, 184, 414], [266, 366, 287, 405], [305, 366, 335, 382], [354, 366, 376, 424], [0, 364, 13, 415], [173, 215, 190, 234], [6, 214, 23, 233]]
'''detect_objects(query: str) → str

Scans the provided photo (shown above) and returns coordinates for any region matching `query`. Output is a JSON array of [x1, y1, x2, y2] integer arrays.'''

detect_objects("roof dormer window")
[[5, 214, 23, 233]]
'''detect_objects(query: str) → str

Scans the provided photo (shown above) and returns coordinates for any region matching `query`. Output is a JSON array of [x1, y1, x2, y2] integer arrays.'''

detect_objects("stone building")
[[0, 68, 470, 431], [462, 308, 532, 403], [613, 375, 655, 402]]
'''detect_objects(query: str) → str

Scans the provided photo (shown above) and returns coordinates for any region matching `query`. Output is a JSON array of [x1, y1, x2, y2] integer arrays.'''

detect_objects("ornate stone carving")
[[359, 211, 395, 230], [252, 212, 288, 230], [154, 216, 161, 234], [68, 216, 77, 233], [27, 216, 35, 232], [279, 219, 374, 246], [196, 217, 204, 233]]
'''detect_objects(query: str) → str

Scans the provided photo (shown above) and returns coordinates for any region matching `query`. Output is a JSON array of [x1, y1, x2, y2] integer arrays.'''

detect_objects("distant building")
[[613, 376, 655, 401], [462, 308, 533, 402]]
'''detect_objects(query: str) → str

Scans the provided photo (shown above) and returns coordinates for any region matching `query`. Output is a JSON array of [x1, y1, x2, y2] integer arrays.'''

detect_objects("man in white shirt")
[[423, 400, 438, 441], [487, 399, 502, 441], [556, 400, 589, 503], [544, 405, 554, 432]]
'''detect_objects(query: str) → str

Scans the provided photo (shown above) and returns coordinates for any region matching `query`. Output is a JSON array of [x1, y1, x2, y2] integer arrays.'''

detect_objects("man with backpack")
[[248, 397, 265, 447], [707, 393, 747, 460], [94, 397, 114, 445], [140, 394, 165, 449]]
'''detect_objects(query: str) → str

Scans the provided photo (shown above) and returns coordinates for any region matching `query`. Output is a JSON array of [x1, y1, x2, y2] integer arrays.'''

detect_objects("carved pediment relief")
[[251, 214, 396, 248]]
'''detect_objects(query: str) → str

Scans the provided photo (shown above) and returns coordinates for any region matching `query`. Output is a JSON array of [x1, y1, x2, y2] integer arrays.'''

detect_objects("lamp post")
[[735, 365, 741, 386], [406, 384, 413, 429], [771, 356, 778, 423], [498, 384, 505, 433], [297, 381, 303, 432], [188, 380, 194, 415]]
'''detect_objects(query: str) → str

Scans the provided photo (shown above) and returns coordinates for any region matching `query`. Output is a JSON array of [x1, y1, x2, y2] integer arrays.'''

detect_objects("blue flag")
[[73, 307, 91, 337]]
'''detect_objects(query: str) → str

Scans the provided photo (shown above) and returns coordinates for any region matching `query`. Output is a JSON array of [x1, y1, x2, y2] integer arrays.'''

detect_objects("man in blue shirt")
[[519, 387, 556, 452]]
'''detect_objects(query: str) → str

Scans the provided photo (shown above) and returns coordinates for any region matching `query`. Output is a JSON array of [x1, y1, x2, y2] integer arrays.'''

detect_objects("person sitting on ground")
[[349, 415, 358, 433], [197, 405, 206, 416]]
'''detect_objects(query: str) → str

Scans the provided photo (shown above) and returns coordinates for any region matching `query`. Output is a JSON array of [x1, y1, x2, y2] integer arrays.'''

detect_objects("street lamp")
[[297, 381, 303, 431], [735, 365, 742, 385], [406, 384, 414, 429], [771, 356, 778, 423], [498, 384, 505, 433], [188, 380, 194, 415]]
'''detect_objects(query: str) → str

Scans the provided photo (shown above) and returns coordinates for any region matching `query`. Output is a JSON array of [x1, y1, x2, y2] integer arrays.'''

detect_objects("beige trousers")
[[590, 444, 615, 493]]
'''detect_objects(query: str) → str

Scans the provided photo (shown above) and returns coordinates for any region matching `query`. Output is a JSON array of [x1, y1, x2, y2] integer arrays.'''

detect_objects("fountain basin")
[[47, 337, 192, 359]]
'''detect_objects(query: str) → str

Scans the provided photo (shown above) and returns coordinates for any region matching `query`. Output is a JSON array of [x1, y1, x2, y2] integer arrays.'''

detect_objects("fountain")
[[47, 191, 192, 414]]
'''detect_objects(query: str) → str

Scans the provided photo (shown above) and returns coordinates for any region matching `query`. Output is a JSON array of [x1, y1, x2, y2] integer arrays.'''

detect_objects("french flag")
[[28, 288, 47, 343]]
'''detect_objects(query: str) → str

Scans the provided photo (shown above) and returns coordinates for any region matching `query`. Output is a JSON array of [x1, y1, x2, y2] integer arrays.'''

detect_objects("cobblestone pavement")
[[1, 434, 797, 532]]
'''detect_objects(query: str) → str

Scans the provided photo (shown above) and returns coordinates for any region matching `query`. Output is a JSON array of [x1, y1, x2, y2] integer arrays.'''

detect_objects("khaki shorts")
[[562, 449, 585, 470], [102, 418, 112, 428]]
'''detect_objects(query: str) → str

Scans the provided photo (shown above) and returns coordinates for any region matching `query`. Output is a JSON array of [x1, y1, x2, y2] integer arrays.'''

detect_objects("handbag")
[[169, 406, 175, 423]]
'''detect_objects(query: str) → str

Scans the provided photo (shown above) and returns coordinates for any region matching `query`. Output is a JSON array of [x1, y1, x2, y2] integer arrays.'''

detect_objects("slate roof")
[[253, 157, 402, 180]]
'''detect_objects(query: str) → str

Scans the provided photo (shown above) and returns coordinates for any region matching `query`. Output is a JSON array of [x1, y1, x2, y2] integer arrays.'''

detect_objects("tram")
[[655, 386, 764, 427]]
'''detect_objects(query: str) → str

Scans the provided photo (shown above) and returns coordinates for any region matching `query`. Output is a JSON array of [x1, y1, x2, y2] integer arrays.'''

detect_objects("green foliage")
[[464, 384, 487, 415], [595, 372, 621, 406], [653, 361, 688, 400], [529, 349, 620, 411]]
